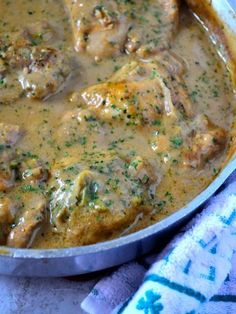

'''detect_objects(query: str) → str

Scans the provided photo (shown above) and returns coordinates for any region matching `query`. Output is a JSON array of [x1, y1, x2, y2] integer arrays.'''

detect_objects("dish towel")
[[81, 172, 236, 314]]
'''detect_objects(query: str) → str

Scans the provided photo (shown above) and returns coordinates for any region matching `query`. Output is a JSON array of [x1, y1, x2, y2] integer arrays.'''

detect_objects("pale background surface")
[[0, 276, 96, 314]]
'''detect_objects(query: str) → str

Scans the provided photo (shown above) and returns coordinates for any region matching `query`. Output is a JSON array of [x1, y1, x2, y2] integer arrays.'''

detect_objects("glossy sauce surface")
[[0, 0, 235, 248]]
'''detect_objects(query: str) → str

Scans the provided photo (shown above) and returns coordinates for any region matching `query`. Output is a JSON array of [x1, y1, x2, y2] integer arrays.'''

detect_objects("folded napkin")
[[81, 172, 236, 314]]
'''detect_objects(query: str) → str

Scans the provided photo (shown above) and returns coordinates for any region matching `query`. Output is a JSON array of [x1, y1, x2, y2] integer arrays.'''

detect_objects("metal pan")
[[0, 0, 235, 277]]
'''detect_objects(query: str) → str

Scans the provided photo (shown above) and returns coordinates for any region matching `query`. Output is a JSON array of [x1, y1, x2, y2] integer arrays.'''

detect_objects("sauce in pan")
[[0, 0, 235, 248]]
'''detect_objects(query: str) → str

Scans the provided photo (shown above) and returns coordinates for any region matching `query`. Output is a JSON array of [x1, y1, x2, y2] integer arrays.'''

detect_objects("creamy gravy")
[[0, 0, 235, 248]]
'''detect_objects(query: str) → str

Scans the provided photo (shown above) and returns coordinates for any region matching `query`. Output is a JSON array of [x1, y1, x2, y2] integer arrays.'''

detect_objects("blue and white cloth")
[[81, 173, 236, 314]]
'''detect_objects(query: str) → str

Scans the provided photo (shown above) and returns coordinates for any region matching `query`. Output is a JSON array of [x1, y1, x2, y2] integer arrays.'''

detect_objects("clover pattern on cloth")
[[136, 290, 163, 314], [81, 180, 236, 314], [118, 191, 236, 314]]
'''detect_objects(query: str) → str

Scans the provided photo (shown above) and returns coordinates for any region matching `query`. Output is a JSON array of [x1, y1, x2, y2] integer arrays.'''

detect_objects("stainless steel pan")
[[0, 0, 235, 277]]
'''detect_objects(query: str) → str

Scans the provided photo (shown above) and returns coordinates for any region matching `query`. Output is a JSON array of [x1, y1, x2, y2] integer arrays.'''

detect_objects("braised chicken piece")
[[18, 157, 49, 184], [81, 56, 193, 126], [0, 197, 16, 225], [124, 0, 179, 58], [0, 123, 22, 243], [18, 46, 71, 99], [0, 197, 18, 244], [57, 108, 94, 140], [0, 22, 71, 103], [0, 150, 17, 192], [49, 152, 159, 245], [5, 153, 49, 248], [22, 21, 63, 45], [0, 123, 22, 191], [184, 115, 227, 168], [0, 123, 49, 247], [155, 51, 187, 76], [55, 108, 104, 150], [0, 123, 21, 147], [67, 1, 131, 59], [65, 0, 178, 59], [7, 193, 46, 248]]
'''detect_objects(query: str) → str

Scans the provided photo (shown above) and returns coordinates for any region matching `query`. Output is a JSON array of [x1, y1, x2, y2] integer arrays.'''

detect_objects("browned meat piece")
[[19, 157, 48, 183], [0, 123, 22, 191], [18, 47, 71, 99], [6, 149, 49, 247], [154, 51, 194, 118], [65, 0, 130, 59], [184, 115, 227, 168], [0, 39, 24, 103], [67, 206, 146, 245], [124, 1, 179, 58], [0, 197, 18, 244], [1, 22, 64, 70], [0, 197, 16, 224], [22, 21, 63, 45], [155, 51, 187, 76], [128, 156, 159, 185], [81, 57, 193, 126], [7, 194, 46, 248], [0, 150, 16, 191], [0, 22, 72, 103], [0, 123, 21, 146], [65, 0, 179, 59], [49, 152, 159, 245], [55, 108, 96, 145]]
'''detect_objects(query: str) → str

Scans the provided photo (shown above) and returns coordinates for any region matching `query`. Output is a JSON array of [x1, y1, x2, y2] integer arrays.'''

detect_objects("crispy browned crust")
[[185, 0, 236, 163]]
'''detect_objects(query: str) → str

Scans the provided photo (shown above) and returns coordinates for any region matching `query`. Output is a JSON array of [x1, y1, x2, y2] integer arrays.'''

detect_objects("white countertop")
[[0, 275, 97, 314]]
